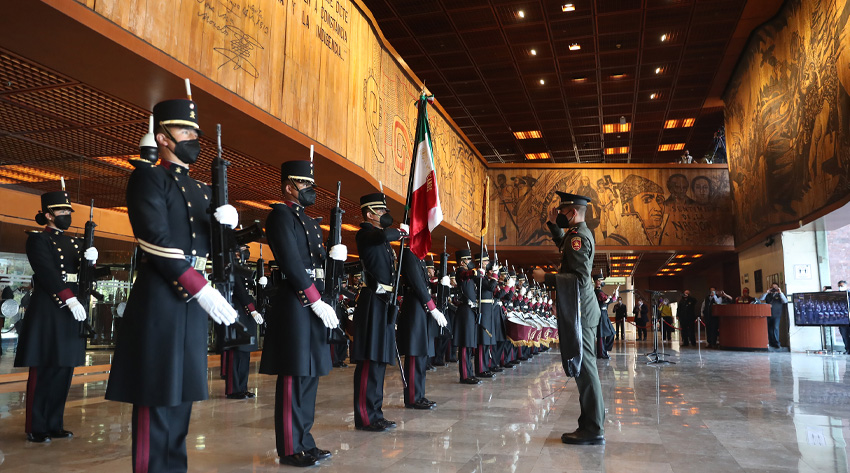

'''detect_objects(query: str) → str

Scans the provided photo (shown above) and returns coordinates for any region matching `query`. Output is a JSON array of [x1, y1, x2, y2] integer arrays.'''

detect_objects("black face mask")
[[598, 281, 606, 287], [379, 212, 393, 229], [486, 261, 493, 271], [556, 212, 572, 229], [466, 261, 475, 270], [298, 186, 316, 207], [53, 214, 71, 231], [173, 139, 201, 164]]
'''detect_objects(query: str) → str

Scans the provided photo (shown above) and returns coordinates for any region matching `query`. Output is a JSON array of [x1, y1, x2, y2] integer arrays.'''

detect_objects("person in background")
[[659, 298, 674, 342], [701, 288, 733, 348], [837, 281, 850, 353], [677, 290, 698, 347], [613, 296, 627, 341], [759, 282, 787, 351], [736, 287, 756, 304], [633, 298, 649, 341]]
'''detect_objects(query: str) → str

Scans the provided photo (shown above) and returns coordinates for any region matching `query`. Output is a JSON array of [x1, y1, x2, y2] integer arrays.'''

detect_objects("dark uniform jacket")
[[397, 248, 437, 357], [544, 221, 601, 328], [678, 295, 697, 321], [476, 273, 498, 345], [107, 161, 215, 407], [453, 268, 478, 348], [15, 227, 86, 368], [351, 222, 401, 364], [230, 274, 259, 352], [259, 201, 331, 377]]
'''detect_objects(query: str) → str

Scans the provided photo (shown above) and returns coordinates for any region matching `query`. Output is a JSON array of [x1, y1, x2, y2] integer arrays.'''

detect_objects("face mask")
[[379, 212, 393, 229], [841, 286, 848, 291], [556, 212, 572, 229], [466, 261, 475, 270], [53, 214, 71, 231], [173, 139, 201, 164], [599, 281, 606, 287], [297, 186, 316, 207]]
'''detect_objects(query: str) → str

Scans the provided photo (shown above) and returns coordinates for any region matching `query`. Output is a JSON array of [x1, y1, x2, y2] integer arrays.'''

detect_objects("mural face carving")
[[489, 169, 733, 248]]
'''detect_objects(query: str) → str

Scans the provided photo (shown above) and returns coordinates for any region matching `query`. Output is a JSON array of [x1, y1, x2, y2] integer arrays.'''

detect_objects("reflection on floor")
[[1, 341, 849, 472]]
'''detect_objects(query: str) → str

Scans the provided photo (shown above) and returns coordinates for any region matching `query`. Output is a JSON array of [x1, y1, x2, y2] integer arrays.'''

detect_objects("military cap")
[[618, 175, 664, 205], [360, 192, 388, 210], [41, 191, 73, 214], [473, 251, 489, 262], [555, 191, 591, 208], [424, 258, 435, 269], [153, 99, 200, 132], [508, 269, 517, 277], [517, 272, 527, 280], [455, 249, 472, 261], [281, 160, 314, 183]]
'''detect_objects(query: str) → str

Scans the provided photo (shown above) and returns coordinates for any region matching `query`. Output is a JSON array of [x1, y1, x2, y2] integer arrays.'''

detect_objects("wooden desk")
[[713, 304, 771, 351]]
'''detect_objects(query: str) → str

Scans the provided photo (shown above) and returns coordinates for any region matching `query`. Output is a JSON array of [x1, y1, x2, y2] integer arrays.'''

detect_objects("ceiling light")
[[650, 93, 657, 99], [539, 78, 545, 85], [692, 254, 703, 258], [603, 123, 631, 133], [514, 130, 542, 139], [562, 3, 575, 11], [661, 33, 668, 42], [530, 49, 537, 56], [611, 73, 626, 79], [658, 143, 686, 152], [604, 147, 629, 155], [526, 152, 551, 160], [683, 118, 695, 127], [655, 67, 662, 74], [569, 43, 581, 51], [518, 10, 525, 18], [341, 224, 361, 232], [664, 118, 695, 129], [573, 76, 587, 82]]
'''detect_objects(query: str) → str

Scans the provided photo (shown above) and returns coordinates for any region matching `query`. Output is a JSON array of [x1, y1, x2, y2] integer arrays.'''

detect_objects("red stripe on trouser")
[[407, 356, 416, 402], [500, 350, 505, 365], [329, 345, 335, 363], [460, 348, 467, 379], [478, 345, 484, 371], [135, 406, 150, 473], [358, 361, 370, 426], [282, 376, 294, 456], [25, 367, 37, 434]]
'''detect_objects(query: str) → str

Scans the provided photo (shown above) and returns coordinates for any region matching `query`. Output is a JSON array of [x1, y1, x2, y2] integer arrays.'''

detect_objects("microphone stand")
[[645, 290, 675, 365]]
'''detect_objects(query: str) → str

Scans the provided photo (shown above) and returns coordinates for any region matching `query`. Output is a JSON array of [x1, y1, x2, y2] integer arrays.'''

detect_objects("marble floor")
[[0, 340, 849, 472]]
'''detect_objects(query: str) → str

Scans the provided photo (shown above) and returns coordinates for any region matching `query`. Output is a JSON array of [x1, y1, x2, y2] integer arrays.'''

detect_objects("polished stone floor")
[[0, 339, 849, 472]]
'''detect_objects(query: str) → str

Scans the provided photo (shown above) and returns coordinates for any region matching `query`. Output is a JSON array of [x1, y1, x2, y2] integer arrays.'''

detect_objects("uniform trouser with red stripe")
[[475, 344, 494, 373], [353, 360, 386, 427], [25, 366, 73, 435], [457, 346, 475, 381], [274, 375, 318, 457], [131, 401, 192, 473], [445, 338, 457, 362], [330, 342, 348, 365], [403, 355, 427, 405], [224, 349, 250, 395]]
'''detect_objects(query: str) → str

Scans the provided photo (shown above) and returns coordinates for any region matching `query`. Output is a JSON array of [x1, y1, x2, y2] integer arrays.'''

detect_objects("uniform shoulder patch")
[[570, 236, 582, 251]]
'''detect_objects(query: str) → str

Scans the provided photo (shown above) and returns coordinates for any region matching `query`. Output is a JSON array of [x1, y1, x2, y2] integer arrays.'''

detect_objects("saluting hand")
[[548, 206, 560, 224]]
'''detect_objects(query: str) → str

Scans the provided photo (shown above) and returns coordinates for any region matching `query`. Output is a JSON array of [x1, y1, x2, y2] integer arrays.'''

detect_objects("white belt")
[[480, 299, 494, 304], [185, 255, 208, 271], [63, 273, 78, 283], [307, 268, 325, 280]]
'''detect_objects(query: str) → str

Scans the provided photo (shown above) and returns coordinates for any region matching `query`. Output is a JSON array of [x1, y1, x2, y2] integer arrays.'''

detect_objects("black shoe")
[[279, 452, 318, 467], [226, 392, 248, 399], [500, 363, 516, 369], [307, 447, 332, 459], [491, 366, 504, 373], [507, 360, 520, 366], [598, 354, 610, 360], [427, 365, 437, 372], [355, 423, 387, 432], [333, 362, 348, 368], [243, 391, 256, 399], [406, 399, 436, 410], [476, 371, 495, 378], [48, 429, 73, 439], [26, 432, 51, 443], [433, 361, 447, 367], [460, 377, 481, 385], [377, 418, 396, 429], [421, 397, 437, 407], [561, 430, 605, 445]]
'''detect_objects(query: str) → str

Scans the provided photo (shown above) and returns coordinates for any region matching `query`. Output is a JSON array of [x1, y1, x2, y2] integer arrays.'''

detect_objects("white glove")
[[84, 247, 98, 263], [497, 300, 503, 306], [251, 310, 264, 325], [548, 298, 553, 305], [520, 287, 527, 296], [194, 285, 238, 325], [441, 275, 451, 286], [66, 297, 87, 321], [399, 223, 409, 235], [329, 244, 348, 261], [375, 285, 387, 294], [478, 268, 486, 276], [258, 276, 268, 287], [430, 308, 448, 327], [507, 277, 516, 288], [491, 264, 501, 273], [310, 300, 339, 329], [213, 204, 239, 229]]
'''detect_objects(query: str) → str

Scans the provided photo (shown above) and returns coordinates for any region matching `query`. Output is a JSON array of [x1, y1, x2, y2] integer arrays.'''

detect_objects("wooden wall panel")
[[487, 167, 734, 249], [72, 0, 488, 236]]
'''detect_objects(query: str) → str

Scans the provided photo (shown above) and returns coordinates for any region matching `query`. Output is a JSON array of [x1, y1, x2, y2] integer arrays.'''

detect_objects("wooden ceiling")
[[361, 0, 778, 164]]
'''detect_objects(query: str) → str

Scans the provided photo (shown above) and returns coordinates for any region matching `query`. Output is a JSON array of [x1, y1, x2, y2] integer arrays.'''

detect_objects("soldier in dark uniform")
[[259, 160, 344, 467], [453, 249, 481, 385], [398, 249, 447, 409], [222, 247, 264, 399], [351, 192, 407, 431], [15, 190, 98, 443], [105, 98, 240, 472], [431, 259, 453, 367], [533, 192, 605, 446], [472, 251, 499, 378]]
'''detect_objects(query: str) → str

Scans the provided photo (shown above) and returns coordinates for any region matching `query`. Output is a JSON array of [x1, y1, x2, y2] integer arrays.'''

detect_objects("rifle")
[[209, 124, 264, 349], [323, 181, 348, 344], [78, 200, 108, 338], [255, 244, 268, 315], [437, 235, 452, 338]]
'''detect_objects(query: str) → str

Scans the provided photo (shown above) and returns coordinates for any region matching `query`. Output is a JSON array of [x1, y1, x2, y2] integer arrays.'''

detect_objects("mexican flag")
[[409, 97, 443, 259]]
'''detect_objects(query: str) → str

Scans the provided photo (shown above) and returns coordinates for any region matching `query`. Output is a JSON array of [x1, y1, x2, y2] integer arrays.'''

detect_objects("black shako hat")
[[360, 192, 388, 210], [455, 249, 472, 261], [424, 258, 435, 269], [473, 251, 489, 262], [153, 99, 201, 133], [280, 160, 315, 183], [555, 191, 591, 208], [41, 191, 73, 214]]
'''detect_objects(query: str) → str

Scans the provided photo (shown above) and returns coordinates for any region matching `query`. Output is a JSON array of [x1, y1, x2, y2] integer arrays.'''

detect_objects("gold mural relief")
[[725, 0, 850, 244], [489, 168, 733, 248], [75, 0, 487, 236]]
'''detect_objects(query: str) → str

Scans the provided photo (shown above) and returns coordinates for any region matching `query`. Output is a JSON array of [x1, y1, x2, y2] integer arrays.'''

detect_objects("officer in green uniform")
[[532, 192, 604, 445]]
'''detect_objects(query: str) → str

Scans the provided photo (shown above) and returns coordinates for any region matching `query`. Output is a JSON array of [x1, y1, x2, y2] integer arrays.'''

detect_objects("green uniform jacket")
[[544, 221, 601, 328]]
